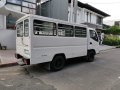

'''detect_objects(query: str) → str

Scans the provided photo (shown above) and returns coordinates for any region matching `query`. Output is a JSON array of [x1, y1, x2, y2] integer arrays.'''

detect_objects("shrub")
[[103, 35, 120, 46]]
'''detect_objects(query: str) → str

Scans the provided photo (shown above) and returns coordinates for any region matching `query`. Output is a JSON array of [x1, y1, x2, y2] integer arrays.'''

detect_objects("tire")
[[86, 51, 95, 62], [50, 55, 65, 71]]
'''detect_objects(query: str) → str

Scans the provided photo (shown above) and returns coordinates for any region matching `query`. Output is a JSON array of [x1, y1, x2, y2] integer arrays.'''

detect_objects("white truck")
[[15, 15, 99, 71]]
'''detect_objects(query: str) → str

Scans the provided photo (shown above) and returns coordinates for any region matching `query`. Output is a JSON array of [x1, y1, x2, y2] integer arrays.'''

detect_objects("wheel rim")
[[89, 53, 94, 61], [54, 58, 64, 69]]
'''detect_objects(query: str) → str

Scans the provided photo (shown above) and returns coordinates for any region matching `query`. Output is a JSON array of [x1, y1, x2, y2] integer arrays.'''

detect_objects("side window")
[[33, 20, 57, 36], [17, 22, 23, 37], [24, 19, 29, 37], [75, 27, 87, 37], [58, 24, 74, 37], [90, 30, 98, 41]]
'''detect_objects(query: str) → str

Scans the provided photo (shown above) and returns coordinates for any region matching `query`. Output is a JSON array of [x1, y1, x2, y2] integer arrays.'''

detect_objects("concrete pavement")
[[0, 66, 56, 90], [0, 50, 18, 67], [99, 45, 115, 51], [0, 47, 119, 90], [27, 48, 120, 90]]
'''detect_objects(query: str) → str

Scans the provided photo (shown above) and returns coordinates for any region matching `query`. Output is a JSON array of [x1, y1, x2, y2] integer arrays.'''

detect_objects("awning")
[[0, 6, 26, 18]]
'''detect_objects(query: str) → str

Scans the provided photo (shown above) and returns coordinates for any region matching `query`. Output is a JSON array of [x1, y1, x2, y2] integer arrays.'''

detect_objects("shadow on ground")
[[25, 57, 99, 75]]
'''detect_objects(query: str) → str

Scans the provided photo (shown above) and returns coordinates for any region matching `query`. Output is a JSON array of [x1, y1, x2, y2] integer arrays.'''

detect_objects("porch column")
[[73, 0, 78, 23]]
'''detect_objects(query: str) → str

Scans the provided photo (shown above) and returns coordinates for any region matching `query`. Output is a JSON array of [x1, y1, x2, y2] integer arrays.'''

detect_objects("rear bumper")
[[15, 53, 30, 65], [15, 53, 22, 59]]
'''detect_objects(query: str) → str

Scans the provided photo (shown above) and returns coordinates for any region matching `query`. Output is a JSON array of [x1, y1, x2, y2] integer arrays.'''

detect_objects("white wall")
[[84, 11, 93, 23], [68, 5, 74, 23], [84, 11, 87, 22], [76, 8, 83, 24], [0, 15, 5, 30], [84, 9, 103, 25], [69, 7, 98, 24], [76, 8, 104, 25], [0, 30, 16, 50], [6, 4, 21, 12], [0, 0, 6, 8], [91, 14, 97, 24]]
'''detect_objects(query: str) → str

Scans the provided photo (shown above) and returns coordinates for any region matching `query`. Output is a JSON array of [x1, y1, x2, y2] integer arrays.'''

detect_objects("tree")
[[103, 26, 120, 35]]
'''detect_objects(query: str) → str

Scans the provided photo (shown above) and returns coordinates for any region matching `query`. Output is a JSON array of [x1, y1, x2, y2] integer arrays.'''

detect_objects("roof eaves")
[[78, 1, 110, 17]]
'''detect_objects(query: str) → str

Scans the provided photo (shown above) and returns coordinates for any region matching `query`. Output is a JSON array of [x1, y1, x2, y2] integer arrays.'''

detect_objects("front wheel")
[[86, 51, 95, 62], [50, 55, 65, 71]]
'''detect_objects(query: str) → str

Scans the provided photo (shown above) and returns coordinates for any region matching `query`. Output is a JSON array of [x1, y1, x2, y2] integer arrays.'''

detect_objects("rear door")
[[16, 19, 30, 58], [22, 19, 30, 58]]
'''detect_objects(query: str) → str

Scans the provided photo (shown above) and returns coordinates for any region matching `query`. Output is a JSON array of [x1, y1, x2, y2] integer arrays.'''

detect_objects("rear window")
[[17, 22, 23, 37], [24, 19, 29, 37]]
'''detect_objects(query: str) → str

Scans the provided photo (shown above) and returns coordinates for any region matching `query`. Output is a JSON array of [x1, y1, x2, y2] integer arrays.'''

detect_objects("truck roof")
[[17, 14, 87, 28]]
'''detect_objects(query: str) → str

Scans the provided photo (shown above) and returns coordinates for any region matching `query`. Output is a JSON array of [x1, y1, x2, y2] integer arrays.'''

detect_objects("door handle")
[[90, 42, 92, 44]]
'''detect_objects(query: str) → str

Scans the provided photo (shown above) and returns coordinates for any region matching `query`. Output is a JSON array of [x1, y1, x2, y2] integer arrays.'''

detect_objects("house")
[[0, 0, 36, 49], [74, 1, 110, 33], [115, 21, 120, 27], [37, 0, 110, 34], [0, 0, 110, 49], [39, 0, 69, 21]]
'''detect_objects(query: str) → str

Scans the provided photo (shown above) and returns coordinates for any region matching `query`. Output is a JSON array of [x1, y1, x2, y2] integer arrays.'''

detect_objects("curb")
[[0, 62, 18, 68], [100, 47, 116, 52]]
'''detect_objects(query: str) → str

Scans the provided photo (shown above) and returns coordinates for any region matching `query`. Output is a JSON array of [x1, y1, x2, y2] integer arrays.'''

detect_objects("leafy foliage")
[[103, 35, 120, 46], [103, 26, 120, 35]]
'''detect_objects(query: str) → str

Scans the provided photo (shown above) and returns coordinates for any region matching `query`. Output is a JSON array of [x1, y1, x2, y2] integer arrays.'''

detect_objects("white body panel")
[[31, 36, 87, 64], [16, 15, 99, 65]]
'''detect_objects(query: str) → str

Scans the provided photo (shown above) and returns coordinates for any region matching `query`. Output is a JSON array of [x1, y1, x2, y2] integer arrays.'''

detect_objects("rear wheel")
[[86, 51, 95, 62], [50, 55, 65, 71]]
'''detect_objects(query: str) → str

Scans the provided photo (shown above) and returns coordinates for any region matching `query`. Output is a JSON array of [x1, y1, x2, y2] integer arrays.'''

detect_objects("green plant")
[[103, 35, 120, 46], [103, 26, 120, 35]]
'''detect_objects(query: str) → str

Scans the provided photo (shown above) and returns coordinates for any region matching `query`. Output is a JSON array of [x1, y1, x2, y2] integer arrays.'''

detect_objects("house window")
[[7, 0, 21, 5], [22, 1, 36, 14], [6, 0, 36, 14], [97, 16, 102, 25], [6, 14, 17, 30]]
